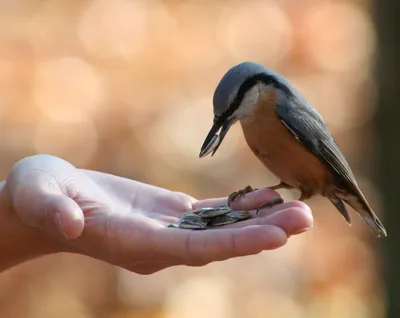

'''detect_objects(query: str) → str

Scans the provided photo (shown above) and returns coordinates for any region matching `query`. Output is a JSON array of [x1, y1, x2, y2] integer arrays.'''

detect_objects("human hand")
[[0, 155, 313, 274]]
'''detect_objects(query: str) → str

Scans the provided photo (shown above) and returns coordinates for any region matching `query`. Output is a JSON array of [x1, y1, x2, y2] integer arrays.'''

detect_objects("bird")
[[199, 61, 387, 237]]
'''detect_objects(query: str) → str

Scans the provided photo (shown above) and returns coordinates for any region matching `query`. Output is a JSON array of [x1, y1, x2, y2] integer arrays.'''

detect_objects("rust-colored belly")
[[239, 90, 333, 196]]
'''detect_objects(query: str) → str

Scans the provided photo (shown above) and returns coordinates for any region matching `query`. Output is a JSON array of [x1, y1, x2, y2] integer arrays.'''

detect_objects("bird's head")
[[199, 61, 290, 158]]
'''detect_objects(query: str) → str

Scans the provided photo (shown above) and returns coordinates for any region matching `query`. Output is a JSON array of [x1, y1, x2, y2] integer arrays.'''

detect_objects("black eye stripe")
[[218, 73, 292, 121]]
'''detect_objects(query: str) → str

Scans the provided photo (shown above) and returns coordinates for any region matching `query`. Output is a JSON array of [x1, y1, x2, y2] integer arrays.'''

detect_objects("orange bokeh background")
[[0, 1, 385, 317]]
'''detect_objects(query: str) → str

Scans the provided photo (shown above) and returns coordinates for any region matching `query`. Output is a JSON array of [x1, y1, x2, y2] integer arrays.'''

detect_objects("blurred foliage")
[[0, 0, 386, 317]]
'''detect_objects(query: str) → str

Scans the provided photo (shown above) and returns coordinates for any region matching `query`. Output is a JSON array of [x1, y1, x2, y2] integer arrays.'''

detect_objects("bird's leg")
[[256, 182, 306, 215], [256, 197, 285, 215], [269, 181, 292, 191], [299, 189, 312, 201], [227, 185, 257, 206]]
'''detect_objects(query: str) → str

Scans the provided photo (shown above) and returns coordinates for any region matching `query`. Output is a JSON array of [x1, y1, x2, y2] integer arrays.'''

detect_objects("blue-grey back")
[[213, 61, 302, 117]]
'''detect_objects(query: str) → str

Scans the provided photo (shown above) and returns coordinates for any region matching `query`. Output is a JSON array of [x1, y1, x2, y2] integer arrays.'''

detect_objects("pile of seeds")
[[168, 204, 251, 230]]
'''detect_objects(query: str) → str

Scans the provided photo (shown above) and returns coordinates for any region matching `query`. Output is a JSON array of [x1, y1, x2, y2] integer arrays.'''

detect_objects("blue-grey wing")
[[275, 97, 360, 194], [272, 78, 386, 237]]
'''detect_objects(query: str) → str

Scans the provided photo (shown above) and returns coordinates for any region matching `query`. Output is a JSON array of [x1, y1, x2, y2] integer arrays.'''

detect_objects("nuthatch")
[[199, 61, 387, 237]]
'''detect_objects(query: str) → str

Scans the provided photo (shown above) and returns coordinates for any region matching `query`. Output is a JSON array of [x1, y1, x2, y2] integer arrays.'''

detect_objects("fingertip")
[[265, 206, 314, 236], [235, 225, 287, 255], [258, 225, 287, 250], [290, 206, 314, 234], [288, 200, 313, 214]]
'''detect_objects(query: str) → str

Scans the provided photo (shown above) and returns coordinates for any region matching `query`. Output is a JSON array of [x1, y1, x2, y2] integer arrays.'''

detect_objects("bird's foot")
[[298, 191, 312, 202], [269, 181, 292, 191], [227, 185, 257, 206], [256, 197, 285, 215]]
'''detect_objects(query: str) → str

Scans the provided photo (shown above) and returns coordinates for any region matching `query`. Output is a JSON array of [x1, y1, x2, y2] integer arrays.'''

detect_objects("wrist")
[[0, 182, 65, 272]]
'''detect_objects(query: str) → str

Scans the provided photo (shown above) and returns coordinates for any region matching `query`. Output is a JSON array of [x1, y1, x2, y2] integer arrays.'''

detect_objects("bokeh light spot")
[[164, 277, 232, 318], [33, 57, 106, 123], [78, 0, 148, 59], [305, 3, 375, 72], [33, 117, 98, 166], [219, 2, 292, 66], [137, 97, 241, 172]]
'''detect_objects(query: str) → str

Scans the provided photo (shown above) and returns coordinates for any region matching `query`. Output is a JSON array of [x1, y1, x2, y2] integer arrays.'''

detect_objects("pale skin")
[[0, 155, 313, 274]]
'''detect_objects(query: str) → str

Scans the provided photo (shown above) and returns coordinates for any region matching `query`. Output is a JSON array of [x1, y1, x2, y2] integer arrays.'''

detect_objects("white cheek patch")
[[233, 83, 278, 120], [233, 85, 260, 119]]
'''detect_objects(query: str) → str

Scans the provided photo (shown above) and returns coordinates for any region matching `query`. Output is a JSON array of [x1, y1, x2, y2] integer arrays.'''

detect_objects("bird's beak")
[[199, 118, 234, 158]]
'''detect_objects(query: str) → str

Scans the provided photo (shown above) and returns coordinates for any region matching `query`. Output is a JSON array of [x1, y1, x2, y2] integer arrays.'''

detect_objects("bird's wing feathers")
[[276, 98, 388, 237], [275, 98, 360, 195], [268, 83, 386, 236], [328, 197, 351, 223]]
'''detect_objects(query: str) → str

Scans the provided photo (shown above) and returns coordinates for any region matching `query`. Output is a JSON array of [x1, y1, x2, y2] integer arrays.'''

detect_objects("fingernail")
[[56, 213, 68, 238], [291, 226, 313, 235]]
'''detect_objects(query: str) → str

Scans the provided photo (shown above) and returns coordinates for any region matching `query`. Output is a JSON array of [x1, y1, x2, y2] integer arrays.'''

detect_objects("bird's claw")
[[256, 197, 285, 215], [227, 185, 257, 206]]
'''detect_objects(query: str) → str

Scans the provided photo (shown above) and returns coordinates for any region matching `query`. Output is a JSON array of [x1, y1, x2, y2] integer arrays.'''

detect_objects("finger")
[[13, 185, 84, 239], [221, 202, 313, 235], [255, 200, 310, 217], [128, 261, 175, 275], [262, 204, 313, 236], [193, 188, 282, 211], [191, 197, 227, 210], [154, 224, 287, 266]]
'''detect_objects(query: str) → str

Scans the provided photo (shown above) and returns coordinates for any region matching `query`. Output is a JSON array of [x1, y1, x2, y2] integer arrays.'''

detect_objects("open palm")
[[2, 155, 313, 274]]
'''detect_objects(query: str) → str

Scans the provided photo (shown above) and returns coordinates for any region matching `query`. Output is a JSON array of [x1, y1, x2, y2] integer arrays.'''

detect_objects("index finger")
[[192, 188, 282, 211]]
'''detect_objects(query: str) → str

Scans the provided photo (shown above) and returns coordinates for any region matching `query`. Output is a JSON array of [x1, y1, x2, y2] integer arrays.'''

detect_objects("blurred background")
[[0, 0, 395, 317]]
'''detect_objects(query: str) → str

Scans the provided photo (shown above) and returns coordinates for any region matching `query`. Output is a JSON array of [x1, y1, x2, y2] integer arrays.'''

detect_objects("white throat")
[[233, 84, 260, 120], [233, 82, 278, 122]]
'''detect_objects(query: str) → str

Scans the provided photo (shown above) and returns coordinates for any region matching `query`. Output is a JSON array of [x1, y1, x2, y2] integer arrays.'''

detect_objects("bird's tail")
[[333, 189, 387, 237]]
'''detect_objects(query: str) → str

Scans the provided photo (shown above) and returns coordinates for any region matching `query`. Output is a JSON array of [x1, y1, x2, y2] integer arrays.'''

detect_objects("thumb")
[[13, 185, 85, 239], [4, 155, 85, 239]]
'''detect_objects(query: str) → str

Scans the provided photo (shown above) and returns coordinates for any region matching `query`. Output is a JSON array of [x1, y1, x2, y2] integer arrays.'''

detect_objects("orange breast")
[[239, 88, 333, 196]]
